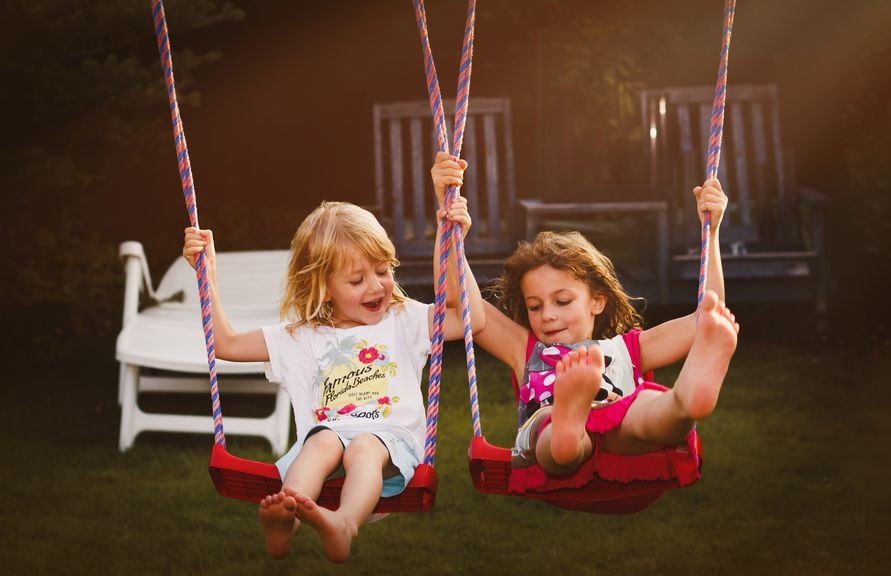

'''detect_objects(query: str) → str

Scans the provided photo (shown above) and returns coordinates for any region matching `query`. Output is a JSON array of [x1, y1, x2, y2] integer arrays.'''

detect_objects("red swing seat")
[[209, 444, 438, 512], [468, 434, 701, 514]]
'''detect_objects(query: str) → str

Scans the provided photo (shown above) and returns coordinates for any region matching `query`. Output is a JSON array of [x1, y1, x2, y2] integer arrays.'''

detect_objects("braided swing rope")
[[412, 0, 481, 467], [151, 0, 225, 447], [699, 0, 736, 306]]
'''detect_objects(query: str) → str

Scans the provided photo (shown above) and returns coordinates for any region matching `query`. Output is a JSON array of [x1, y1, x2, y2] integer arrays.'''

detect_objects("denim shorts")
[[275, 425, 420, 498]]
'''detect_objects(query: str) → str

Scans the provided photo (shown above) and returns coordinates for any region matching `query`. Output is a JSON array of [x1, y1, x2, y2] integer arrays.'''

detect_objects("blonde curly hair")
[[280, 201, 407, 330], [488, 230, 642, 339]]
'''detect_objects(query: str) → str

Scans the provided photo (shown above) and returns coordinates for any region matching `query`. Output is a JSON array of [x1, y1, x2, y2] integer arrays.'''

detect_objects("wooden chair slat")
[[640, 83, 830, 321], [372, 97, 519, 285]]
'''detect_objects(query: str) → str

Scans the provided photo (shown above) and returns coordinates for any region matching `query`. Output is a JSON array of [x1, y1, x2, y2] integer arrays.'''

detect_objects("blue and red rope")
[[413, 0, 481, 467], [152, 0, 225, 447], [699, 0, 736, 306]]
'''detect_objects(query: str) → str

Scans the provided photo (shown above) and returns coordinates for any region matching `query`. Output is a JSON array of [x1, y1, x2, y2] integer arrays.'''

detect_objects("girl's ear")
[[591, 294, 606, 315]]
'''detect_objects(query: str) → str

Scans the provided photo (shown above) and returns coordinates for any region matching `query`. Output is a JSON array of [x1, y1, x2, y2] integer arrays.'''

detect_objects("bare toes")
[[586, 345, 604, 367], [556, 357, 567, 374], [565, 349, 582, 367]]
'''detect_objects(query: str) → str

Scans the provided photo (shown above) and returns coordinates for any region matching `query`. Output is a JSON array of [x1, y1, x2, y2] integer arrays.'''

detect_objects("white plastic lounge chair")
[[116, 241, 292, 453]]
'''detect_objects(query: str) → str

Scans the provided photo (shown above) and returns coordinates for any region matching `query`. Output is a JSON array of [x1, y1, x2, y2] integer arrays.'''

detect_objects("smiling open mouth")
[[362, 298, 383, 311]]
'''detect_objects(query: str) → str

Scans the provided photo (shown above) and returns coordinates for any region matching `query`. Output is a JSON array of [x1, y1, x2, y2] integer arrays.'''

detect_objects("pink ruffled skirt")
[[508, 382, 701, 495]]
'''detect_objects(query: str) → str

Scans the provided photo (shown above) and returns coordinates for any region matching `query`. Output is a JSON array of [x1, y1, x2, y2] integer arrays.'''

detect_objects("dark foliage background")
[[2, 0, 888, 362]]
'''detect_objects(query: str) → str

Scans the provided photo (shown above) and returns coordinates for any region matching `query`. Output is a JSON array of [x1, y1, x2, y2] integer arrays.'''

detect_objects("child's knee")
[[343, 433, 388, 466], [304, 428, 343, 453]]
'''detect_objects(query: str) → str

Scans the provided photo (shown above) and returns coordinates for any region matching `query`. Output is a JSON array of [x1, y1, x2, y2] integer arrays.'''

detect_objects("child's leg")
[[536, 345, 604, 474], [260, 429, 344, 559], [292, 433, 394, 563], [605, 290, 738, 453]]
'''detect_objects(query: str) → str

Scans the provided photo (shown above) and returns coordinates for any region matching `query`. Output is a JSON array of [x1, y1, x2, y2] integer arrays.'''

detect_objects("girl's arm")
[[183, 227, 270, 362], [639, 178, 727, 371], [474, 301, 530, 381], [430, 152, 486, 339]]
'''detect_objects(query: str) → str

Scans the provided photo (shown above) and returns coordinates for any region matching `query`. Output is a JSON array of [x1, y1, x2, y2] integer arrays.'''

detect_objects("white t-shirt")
[[262, 299, 433, 461]]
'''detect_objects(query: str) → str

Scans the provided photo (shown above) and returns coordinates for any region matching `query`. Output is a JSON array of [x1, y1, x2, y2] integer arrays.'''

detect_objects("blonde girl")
[[183, 194, 480, 563]]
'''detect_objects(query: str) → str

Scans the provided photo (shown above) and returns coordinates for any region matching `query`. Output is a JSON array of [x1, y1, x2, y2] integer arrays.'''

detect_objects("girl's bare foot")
[[258, 491, 299, 559], [675, 290, 739, 419], [293, 492, 357, 563], [549, 346, 604, 466]]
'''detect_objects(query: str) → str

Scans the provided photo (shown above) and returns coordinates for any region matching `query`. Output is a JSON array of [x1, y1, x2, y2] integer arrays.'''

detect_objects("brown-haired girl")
[[433, 155, 739, 487]]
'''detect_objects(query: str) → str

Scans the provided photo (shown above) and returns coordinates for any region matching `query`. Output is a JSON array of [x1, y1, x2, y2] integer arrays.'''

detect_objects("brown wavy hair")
[[488, 230, 642, 339], [280, 201, 407, 330]]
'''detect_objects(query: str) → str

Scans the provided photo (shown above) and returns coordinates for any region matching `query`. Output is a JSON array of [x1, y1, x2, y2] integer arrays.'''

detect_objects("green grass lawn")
[[2, 330, 889, 575]]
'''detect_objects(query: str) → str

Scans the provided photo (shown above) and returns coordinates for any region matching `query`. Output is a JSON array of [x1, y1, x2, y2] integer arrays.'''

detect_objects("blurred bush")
[[1, 0, 245, 365]]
